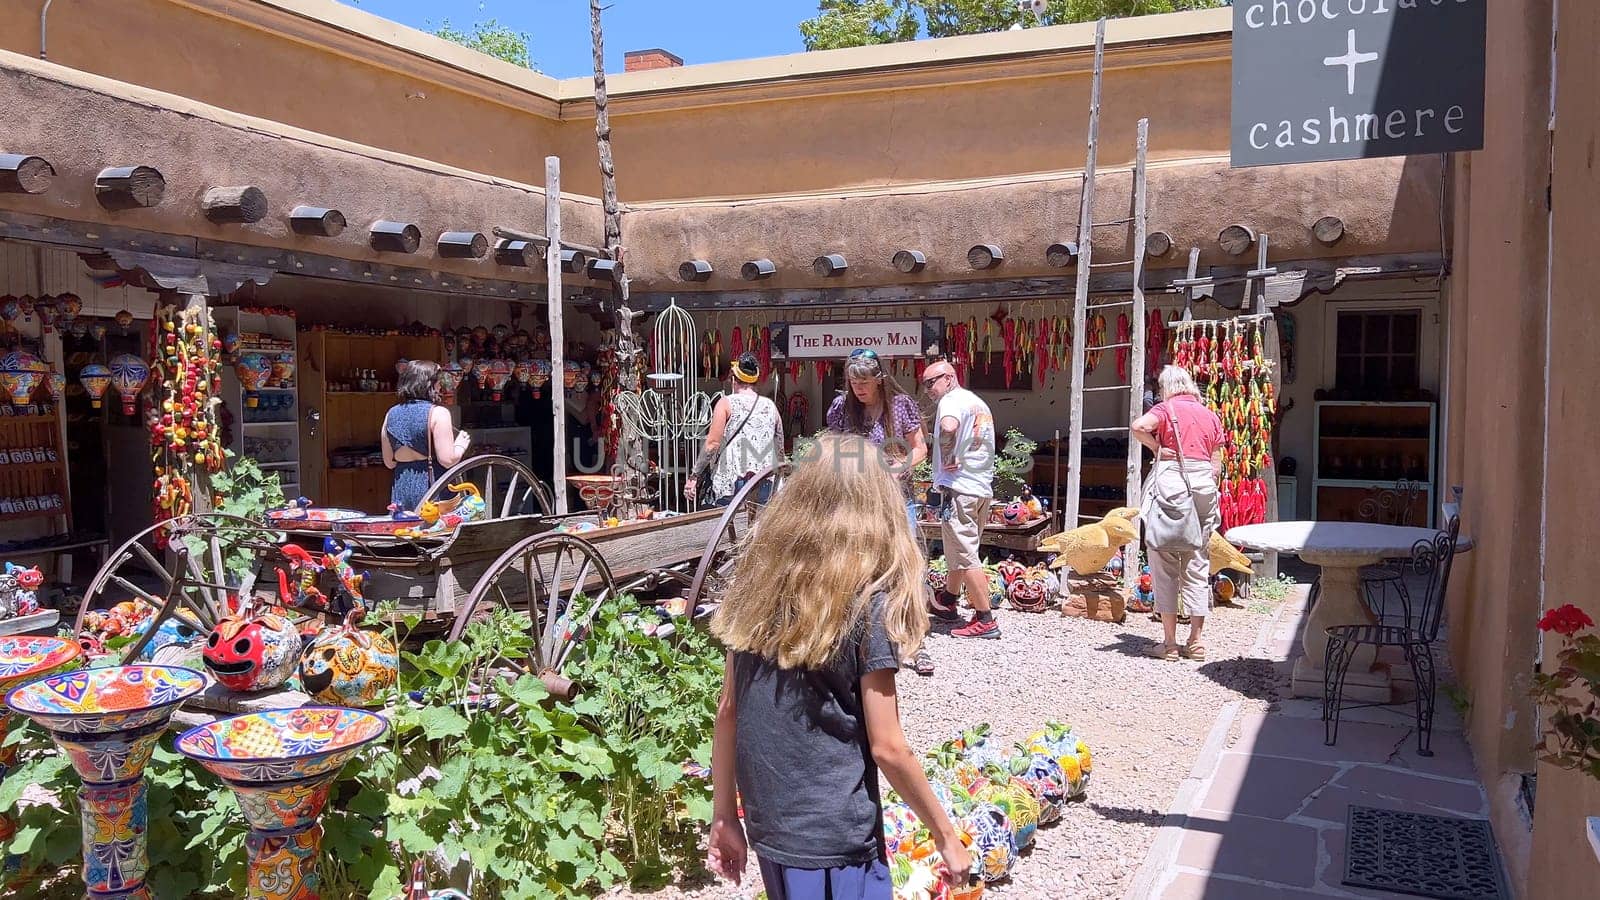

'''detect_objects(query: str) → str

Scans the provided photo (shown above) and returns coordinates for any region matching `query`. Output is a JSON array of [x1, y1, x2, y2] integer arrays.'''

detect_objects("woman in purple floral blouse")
[[825, 349, 928, 522]]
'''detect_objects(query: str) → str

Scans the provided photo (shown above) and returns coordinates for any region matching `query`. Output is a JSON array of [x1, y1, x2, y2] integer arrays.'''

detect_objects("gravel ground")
[[606, 592, 1287, 900]]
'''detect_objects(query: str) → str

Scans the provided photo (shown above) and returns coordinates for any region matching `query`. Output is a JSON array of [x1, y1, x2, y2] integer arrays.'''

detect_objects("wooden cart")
[[73, 456, 781, 677]]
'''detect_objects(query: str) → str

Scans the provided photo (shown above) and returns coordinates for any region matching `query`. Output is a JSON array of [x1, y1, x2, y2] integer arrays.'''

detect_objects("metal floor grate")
[[1344, 806, 1509, 900]]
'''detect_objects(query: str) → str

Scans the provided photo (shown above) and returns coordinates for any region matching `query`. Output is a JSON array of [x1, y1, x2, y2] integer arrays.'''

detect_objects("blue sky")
[[343, 1, 822, 77]]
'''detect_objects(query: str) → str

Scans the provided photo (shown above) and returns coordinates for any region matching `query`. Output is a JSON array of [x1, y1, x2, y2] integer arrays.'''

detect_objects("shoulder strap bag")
[[693, 398, 758, 505], [1142, 405, 1206, 552]]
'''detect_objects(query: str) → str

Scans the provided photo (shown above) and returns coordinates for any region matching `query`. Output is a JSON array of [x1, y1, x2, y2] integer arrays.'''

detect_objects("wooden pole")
[[1125, 118, 1149, 595], [1065, 19, 1106, 528], [1253, 234, 1280, 574], [590, 0, 646, 506], [547, 157, 568, 515]]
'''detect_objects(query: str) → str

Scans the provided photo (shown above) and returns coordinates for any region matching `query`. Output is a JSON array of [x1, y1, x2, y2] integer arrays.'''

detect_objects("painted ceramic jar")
[[1013, 750, 1067, 824], [203, 609, 302, 693], [975, 776, 1040, 849], [961, 803, 1017, 883], [298, 610, 399, 708], [926, 557, 949, 594], [891, 855, 951, 900], [882, 801, 921, 857]]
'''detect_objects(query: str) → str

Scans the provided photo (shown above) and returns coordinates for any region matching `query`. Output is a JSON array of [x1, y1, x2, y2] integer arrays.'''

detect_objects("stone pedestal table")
[[1226, 521, 1445, 703]]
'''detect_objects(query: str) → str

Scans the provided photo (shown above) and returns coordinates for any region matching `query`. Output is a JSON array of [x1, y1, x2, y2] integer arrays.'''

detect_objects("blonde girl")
[[705, 434, 973, 900]]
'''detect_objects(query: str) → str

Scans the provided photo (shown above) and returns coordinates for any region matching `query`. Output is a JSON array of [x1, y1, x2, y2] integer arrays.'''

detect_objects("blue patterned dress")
[[385, 400, 444, 512]]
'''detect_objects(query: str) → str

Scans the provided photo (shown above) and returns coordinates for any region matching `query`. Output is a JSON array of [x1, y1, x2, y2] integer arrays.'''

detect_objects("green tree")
[[800, 0, 1227, 49], [801, 0, 921, 51], [433, 18, 537, 70]]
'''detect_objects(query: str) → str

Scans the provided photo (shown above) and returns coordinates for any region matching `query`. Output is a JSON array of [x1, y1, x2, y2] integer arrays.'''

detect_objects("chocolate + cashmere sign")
[[1231, 0, 1486, 167]]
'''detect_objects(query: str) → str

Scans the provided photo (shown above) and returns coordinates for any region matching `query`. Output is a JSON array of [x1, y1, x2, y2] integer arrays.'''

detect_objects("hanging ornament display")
[[528, 359, 551, 399], [0, 369, 41, 407], [108, 354, 149, 416], [485, 360, 513, 401], [46, 370, 65, 403], [1166, 317, 1277, 531], [113, 309, 135, 334], [438, 363, 463, 405], [234, 352, 271, 408], [150, 300, 226, 534], [79, 364, 112, 408]]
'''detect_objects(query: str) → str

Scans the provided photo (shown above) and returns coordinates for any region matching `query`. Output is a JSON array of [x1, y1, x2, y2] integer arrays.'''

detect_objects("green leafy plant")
[[800, 0, 1228, 50], [993, 428, 1038, 498], [433, 18, 537, 70], [186, 450, 286, 582], [1530, 604, 1600, 781]]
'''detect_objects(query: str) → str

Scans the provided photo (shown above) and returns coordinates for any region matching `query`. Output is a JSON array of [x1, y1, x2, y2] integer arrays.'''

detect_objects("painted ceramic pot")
[[298, 610, 399, 708], [975, 776, 1040, 849], [1013, 750, 1067, 824], [890, 854, 950, 900], [134, 610, 205, 662], [926, 557, 949, 594], [994, 558, 1026, 588], [0, 637, 83, 841], [961, 803, 1017, 883], [203, 610, 302, 693], [5, 665, 206, 900], [177, 707, 388, 900], [882, 801, 921, 857], [1000, 501, 1029, 525]]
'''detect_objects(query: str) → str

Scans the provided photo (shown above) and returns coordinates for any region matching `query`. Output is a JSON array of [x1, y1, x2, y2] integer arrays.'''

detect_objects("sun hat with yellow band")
[[732, 351, 761, 384]]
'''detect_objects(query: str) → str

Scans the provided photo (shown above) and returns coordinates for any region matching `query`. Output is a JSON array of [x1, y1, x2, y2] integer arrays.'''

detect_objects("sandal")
[[911, 649, 936, 676], [1180, 643, 1207, 661], [1143, 643, 1179, 661]]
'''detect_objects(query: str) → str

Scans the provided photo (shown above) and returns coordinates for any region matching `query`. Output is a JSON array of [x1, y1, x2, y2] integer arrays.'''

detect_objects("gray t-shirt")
[[731, 593, 901, 868]]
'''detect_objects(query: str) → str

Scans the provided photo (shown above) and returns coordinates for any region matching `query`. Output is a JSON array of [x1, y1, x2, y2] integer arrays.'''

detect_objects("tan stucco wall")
[[1, 0, 1232, 201], [0, 0, 564, 191], [0, 50, 604, 286], [1527, 0, 1600, 893]]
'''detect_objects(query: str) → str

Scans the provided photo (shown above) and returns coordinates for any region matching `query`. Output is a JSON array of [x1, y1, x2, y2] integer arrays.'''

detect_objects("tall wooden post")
[[1065, 19, 1106, 528], [547, 157, 568, 515], [1124, 119, 1149, 595]]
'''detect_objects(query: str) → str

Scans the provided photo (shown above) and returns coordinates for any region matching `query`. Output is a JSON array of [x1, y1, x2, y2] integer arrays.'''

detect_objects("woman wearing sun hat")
[[686, 352, 784, 507]]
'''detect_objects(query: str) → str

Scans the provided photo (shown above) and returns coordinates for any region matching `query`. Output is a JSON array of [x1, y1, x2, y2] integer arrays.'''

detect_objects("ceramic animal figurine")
[[0, 567, 15, 620], [321, 538, 369, 608], [299, 609, 399, 708], [1000, 501, 1029, 526], [4, 564, 42, 616], [203, 605, 302, 692], [278, 543, 329, 610]]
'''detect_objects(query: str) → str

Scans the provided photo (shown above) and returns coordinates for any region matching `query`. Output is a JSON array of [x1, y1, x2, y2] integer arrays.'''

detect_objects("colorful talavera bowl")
[[4, 665, 207, 735], [176, 706, 388, 785], [0, 635, 83, 692]]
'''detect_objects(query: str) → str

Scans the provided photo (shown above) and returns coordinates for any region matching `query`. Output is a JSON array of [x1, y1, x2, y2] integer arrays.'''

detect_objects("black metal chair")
[[1323, 507, 1460, 756], [1356, 479, 1422, 621]]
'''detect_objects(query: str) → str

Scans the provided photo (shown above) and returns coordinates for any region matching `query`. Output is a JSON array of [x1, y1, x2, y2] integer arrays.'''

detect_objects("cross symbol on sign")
[[1323, 28, 1380, 96]]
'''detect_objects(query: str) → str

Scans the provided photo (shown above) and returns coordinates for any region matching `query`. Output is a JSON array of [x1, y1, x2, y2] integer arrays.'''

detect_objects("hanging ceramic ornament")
[[438, 363, 462, 405], [0, 297, 19, 328], [35, 297, 57, 332], [113, 309, 134, 335], [79, 364, 112, 408], [529, 359, 551, 398], [220, 331, 241, 362], [89, 322, 108, 343], [108, 354, 149, 416], [46, 370, 65, 403], [234, 353, 271, 407], [0, 370, 41, 407], [485, 360, 512, 401]]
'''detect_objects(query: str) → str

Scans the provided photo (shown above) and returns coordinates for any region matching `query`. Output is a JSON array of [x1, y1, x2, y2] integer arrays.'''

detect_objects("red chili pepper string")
[[1115, 313, 1132, 382]]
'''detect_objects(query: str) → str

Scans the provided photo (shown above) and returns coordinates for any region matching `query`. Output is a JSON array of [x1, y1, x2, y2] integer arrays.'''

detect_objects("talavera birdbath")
[[5, 664, 207, 900], [176, 707, 388, 900], [0, 636, 84, 845]]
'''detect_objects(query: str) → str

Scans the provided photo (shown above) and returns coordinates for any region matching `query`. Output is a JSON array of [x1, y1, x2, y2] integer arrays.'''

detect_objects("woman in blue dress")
[[381, 361, 469, 512]]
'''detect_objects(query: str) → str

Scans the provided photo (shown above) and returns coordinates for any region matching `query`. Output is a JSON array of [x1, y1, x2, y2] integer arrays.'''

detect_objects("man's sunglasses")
[[920, 372, 947, 389]]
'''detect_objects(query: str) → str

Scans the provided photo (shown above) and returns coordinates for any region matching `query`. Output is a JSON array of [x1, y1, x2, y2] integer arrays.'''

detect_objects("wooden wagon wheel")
[[684, 463, 789, 608], [418, 454, 554, 520], [445, 532, 616, 695], [73, 513, 285, 664]]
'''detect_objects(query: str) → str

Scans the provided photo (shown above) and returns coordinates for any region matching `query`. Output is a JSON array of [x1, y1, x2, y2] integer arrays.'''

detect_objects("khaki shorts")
[[940, 491, 991, 570]]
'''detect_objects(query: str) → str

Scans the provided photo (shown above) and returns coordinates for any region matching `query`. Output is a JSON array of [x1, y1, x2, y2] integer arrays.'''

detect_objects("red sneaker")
[[951, 618, 1001, 639]]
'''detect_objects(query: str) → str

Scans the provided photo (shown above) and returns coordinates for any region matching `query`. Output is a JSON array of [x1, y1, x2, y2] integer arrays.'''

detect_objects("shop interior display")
[[297, 324, 444, 512], [0, 340, 69, 527], [1312, 400, 1437, 526], [217, 306, 302, 497]]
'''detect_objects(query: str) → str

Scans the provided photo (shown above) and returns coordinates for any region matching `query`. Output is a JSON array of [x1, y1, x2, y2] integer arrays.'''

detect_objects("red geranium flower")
[[1537, 604, 1595, 636]]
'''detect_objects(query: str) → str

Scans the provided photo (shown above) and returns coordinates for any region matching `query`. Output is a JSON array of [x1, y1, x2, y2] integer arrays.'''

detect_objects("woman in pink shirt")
[[1130, 365, 1224, 662]]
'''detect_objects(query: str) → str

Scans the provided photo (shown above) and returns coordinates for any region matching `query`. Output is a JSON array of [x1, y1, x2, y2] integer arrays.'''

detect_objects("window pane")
[[1392, 355, 1419, 390], [1362, 356, 1387, 389], [1337, 313, 1362, 352], [1364, 314, 1391, 353], [1336, 354, 1362, 389], [1392, 312, 1420, 355]]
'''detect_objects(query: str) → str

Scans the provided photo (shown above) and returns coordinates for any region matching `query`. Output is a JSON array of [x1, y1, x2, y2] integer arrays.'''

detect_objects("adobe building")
[[0, 0, 1592, 895]]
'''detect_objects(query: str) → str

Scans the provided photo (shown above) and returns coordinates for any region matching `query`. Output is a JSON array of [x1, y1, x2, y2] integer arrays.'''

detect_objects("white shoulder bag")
[[1142, 408, 1206, 552]]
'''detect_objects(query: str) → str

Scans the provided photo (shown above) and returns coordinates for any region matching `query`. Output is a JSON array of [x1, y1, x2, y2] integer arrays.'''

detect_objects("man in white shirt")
[[919, 361, 1000, 639]]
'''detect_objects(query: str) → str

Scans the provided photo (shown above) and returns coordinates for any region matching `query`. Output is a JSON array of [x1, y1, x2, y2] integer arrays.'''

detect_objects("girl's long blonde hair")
[[711, 433, 928, 670]]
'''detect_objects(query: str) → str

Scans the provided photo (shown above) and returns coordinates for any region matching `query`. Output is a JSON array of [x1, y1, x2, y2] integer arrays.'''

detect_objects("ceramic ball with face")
[[203, 611, 301, 692], [298, 621, 398, 708]]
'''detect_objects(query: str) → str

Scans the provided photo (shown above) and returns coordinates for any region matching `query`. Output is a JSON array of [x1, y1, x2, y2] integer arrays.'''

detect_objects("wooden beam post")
[[1125, 118, 1149, 596], [1252, 234, 1280, 575], [547, 156, 568, 515]]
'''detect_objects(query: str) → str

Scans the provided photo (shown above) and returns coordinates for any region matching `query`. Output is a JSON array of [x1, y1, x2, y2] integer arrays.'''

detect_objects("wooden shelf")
[[0, 463, 63, 474], [327, 392, 394, 398], [0, 508, 65, 523], [0, 414, 60, 424]]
